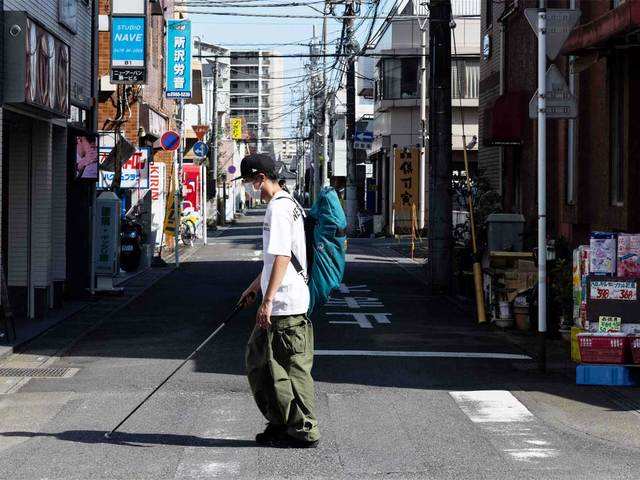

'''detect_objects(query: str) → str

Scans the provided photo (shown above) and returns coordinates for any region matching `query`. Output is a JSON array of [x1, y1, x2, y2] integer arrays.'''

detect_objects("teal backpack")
[[279, 187, 347, 314]]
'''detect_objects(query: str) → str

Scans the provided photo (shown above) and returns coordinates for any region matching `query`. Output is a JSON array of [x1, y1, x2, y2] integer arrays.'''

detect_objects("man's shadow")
[[0, 430, 257, 448]]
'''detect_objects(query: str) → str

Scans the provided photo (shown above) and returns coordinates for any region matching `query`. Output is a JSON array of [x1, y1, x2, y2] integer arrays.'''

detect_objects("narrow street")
[[0, 210, 638, 480]]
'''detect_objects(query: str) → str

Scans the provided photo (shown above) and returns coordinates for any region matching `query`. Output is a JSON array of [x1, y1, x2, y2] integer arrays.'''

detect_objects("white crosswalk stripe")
[[450, 390, 560, 463]]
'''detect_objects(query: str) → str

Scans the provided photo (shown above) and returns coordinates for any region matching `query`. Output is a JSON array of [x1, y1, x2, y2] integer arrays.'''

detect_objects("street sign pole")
[[175, 99, 186, 267], [537, 1, 548, 369]]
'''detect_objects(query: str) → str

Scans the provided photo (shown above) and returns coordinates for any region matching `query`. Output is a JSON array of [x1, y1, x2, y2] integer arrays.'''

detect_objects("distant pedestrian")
[[235, 153, 319, 448], [278, 179, 290, 193]]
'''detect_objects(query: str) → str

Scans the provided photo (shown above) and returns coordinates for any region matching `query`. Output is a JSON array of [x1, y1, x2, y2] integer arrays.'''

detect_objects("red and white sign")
[[590, 280, 637, 301], [160, 130, 181, 151], [149, 162, 167, 247], [192, 124, 210, 141], [98, 146, 150, 189], [182, 164, 202, 212]]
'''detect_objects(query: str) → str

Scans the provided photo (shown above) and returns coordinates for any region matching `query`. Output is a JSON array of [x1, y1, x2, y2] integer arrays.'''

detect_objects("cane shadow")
[[0, 430, 257, 448]]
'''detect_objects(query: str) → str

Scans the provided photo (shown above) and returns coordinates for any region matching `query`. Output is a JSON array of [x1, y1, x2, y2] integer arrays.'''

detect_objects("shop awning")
[[486, 91, 529, 146], [562, 1, 640, 55]]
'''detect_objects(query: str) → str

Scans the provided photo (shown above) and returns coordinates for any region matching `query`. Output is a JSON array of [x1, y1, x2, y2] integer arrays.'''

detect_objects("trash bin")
[[486, 214, 525, 252]]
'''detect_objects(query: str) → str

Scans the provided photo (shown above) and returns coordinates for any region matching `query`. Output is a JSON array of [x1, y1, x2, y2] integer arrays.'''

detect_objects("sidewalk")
[[0, 243, 204, 367]]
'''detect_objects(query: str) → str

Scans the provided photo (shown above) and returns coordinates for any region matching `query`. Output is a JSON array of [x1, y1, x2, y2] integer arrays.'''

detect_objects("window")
[[380, 58, 419, 100], [452, 61, 479, 99], [610, 55, 626, 206]]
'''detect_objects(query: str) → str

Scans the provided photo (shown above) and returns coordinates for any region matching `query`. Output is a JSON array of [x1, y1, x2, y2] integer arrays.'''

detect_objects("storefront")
[[1, 14, 72, 325]]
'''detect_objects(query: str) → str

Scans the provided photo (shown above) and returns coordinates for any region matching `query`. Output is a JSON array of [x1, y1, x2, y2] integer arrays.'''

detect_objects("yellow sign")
[[230, 117, 243, 140], [163, 179, 176, 237], [394, 148, 421, 232]]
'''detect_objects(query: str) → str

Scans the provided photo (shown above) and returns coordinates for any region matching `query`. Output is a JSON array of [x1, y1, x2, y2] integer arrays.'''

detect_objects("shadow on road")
[[0, 430, 257, 448], [10, 207, 640, 416]]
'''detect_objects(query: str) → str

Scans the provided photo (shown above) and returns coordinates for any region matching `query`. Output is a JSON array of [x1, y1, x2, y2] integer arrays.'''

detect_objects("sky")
[[184, 1, 396, 136]]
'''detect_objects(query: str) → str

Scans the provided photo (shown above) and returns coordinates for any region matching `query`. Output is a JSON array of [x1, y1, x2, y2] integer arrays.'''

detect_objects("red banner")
[[182, 164, 201, 212]]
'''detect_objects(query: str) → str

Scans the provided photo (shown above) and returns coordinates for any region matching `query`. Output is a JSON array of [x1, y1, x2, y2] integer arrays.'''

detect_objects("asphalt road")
[[1, 208, 640, 479]]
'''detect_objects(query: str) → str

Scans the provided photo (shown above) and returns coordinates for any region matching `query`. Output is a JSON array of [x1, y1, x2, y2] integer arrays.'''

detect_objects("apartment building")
[[229, 50, 284, 156]]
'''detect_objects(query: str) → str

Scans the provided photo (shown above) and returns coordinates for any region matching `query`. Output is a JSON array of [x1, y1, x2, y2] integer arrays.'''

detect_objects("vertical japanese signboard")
[[110, 16, 146, 83], [230, 117, 243, 140], [166, 19, 192, 98], [394, 148, 420, 231], [182, 164, 202, 212]]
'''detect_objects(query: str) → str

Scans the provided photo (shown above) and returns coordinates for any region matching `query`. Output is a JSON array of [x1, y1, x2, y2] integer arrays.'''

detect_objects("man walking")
[[237, 153, 320, 448]]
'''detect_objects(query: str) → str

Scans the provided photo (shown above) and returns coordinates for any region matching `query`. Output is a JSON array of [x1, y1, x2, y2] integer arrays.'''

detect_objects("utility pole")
[[418, 2, 428, 231], [310, 26, 321, 201], [427, 0, 453, 293], [209, 60, 219, 227], [345, 0, 357, 235], [257, 51, 263, 153], [321, 1, 330, 189]]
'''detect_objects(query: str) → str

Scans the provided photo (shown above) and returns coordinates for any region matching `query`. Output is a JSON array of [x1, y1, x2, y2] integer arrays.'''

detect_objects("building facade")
[[479, 0, 640, 248], [97, 0, 175, 257], [368, 0, 481, 234], [229, 50, 284, 156], [1, 0, 96, 342]]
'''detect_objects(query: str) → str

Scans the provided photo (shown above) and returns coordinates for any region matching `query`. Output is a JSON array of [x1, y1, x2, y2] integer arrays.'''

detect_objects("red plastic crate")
[[577, 333, 631, 364], [631, 335, 640, 365]]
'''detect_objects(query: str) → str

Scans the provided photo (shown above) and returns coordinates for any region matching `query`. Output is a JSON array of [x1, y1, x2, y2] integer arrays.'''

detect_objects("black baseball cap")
[[232, 153, 276, 181]]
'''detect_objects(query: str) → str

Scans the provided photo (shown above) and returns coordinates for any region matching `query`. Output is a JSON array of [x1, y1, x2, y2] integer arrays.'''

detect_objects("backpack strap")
[[273, 195, 308, 283]]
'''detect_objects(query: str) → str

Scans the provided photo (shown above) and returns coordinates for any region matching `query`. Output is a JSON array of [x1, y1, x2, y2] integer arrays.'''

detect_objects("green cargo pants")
[[245, 314, 320, 442]]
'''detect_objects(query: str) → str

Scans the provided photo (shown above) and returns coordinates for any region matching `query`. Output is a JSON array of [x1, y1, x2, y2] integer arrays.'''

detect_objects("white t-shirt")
[[261, 190, 310, 316]]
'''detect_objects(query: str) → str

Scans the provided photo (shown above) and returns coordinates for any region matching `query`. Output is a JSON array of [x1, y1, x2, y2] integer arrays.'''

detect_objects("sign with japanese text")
[[394, 148, 420, 231], [182, 164, 202, 212], [98, 146, 150, 189], [590, 280, 637, 301], [597, 316, 622, 333], [164, 177, 176, 237], [93, 192, 120, 275], [110, 16, 146, 84], [230, 117, 243, 140], [150, 163, 167, 247], [166, 19, 192, 98]]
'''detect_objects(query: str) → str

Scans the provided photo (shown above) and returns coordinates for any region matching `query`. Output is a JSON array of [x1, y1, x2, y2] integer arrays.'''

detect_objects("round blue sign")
[[161, 131, 181, 151], [227, 165, 237, 174], [193, 141, 209, 158]]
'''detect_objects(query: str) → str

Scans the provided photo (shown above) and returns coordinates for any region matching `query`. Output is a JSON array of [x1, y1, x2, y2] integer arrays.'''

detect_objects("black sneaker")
[[255, 424, 286, 446], [277, 435, 320, 449]]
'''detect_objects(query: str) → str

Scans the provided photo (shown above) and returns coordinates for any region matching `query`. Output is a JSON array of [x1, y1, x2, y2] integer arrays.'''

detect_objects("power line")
[[180, 9, 479, 20]]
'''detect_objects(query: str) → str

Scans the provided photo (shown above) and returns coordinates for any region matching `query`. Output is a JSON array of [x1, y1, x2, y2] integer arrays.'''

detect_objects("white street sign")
[[529, 64, 577, 119], [525, 8, 581, 61]]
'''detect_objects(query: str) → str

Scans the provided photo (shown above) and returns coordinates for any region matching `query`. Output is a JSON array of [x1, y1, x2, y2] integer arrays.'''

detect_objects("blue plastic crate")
[[576, 364, 638, 386]]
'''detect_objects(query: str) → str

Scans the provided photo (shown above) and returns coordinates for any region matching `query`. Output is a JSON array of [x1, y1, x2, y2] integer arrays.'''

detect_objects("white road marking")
[[338, 283, 371, 294], [450, 390, 560, 463], [326, 312, 392, 329], [325, 296, 384, 308], [315, 350, 531, 360], [450, 390, 534, 423]]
